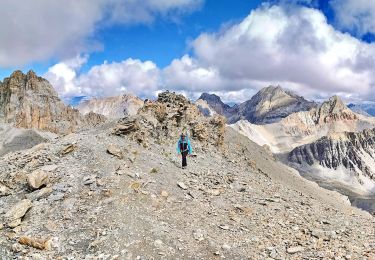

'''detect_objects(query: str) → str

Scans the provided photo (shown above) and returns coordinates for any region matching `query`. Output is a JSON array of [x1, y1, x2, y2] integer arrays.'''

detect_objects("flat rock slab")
[[287, 246, 305, 254], [4, 199, 32, 224]]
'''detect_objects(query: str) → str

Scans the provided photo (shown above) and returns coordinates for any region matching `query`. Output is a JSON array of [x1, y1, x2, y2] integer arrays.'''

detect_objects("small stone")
[[177, 182, 188, 190], [161, 190, 169, 197], [5, 199, 32, 225], [219, 225, 230, 230], [0, 223, 3, 230], [107, 144, 123, 159], [287, 246, 304, 254], [222, 244, 231, 251], [207, 189, 221, 196], [26, 187, 53, 201], [154, 239, 163, 248], [0, 183, 11, 197], [40, 164, 59, 172], [19, 236, 50, 250], [83, 176, 96, 185], [193, 229, 204, 241], [61, 144, 76, 155], [11, 242, 23, 253], [28, 170, 49, 189]]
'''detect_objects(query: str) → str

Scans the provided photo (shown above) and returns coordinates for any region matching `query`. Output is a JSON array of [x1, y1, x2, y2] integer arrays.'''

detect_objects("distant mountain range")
[[77, 95, 144, 119], [199, 87, 375, 194], [348, 103, 375, 117], [197, 86, 317, 124]]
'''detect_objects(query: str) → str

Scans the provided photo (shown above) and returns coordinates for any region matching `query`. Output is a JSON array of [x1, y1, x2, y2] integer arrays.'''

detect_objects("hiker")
[[176, 133, 192, 169]]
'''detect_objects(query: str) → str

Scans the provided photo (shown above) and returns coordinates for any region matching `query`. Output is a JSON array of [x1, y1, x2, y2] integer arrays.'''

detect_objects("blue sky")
[[0, 0, 266, 78], [1, 0, 375, 103]]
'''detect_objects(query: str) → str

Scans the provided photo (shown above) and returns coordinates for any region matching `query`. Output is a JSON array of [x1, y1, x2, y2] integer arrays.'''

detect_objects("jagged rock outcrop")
[[199, 86, 316, 124], [288, 128, 375, 191], [0, 70, 105, 134], [114, 91, 226, 147], [77, 94, 144, 119]]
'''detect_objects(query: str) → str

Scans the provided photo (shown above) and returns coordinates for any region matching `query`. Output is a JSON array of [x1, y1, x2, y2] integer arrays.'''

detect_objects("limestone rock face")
[[0, 70, 105, 134], [114, 91, 226, 147], [77, 94, 144, 118], [289, 128, 375, 190]]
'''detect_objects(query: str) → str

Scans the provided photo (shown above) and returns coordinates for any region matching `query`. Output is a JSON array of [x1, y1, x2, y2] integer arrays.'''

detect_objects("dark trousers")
[[182, 151, 188, 167]]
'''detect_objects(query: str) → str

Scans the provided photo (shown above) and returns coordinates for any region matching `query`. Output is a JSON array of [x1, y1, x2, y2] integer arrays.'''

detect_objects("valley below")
[[300, 170, 375, 215]]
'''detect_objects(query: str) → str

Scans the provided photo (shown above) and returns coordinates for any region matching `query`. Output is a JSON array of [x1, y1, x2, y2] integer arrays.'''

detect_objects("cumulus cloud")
[[45, 56, 160, 100], [162, 4, 375, 101], [45, 3, 375, 103], [0, 0, 203, 67], [331, 0, 375, 36]]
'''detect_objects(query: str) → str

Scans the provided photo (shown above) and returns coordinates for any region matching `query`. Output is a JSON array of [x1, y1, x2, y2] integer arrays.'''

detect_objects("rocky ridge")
[[77, 94, 144, 119], [0, 70, 105, 134], [113, 91, 226, 147]]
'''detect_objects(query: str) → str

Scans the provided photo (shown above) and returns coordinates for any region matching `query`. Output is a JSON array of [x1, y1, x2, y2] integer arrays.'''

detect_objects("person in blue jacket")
[[176, 133, 193, 169]]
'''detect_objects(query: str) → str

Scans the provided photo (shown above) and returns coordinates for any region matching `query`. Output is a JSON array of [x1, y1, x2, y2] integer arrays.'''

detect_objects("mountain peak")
[[9, 70, 25, 79], [314, 95, 356, 123], [240, 85, 316, 124], [197, 92, 234, 118], [26, 70, 37, 79], [199, 93, 222, 103], [0, 70, 105, 133], [77, 94, 144, 119], [321, 95, 347, 113]]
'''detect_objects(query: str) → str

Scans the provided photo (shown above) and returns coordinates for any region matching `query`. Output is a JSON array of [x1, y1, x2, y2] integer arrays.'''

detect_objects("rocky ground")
[[0, 122, 375, 259]]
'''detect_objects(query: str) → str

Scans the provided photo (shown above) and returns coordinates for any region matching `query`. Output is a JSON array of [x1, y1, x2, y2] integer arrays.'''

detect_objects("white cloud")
[[45, 4, 375, 103], [0, 0, 203, 67], [162, 4, 375, 101], [331, 0, 375, 36], [45, 56, 160, 99]]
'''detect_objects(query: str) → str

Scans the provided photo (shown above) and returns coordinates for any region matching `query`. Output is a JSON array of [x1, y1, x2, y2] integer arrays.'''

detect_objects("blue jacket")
[[176, 136, 193, 154]]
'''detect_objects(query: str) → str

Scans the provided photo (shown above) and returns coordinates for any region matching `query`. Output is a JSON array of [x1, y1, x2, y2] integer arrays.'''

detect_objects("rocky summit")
[[114, 91, 226, 147], [0, 70, 105, 134]]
